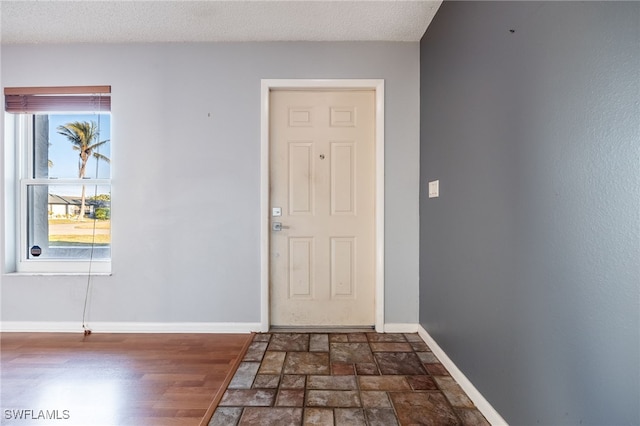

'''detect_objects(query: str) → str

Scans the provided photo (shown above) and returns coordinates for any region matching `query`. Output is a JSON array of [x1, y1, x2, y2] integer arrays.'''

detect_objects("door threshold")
[[269, 325, 375, 333]]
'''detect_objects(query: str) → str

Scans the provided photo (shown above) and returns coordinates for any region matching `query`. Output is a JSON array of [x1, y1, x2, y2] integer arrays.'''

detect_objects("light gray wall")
[[1, 42, 420, 325], [420, 2, 639, 425]]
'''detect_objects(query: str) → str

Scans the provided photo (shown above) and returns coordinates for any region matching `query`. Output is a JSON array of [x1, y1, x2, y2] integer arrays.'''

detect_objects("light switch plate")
[[428, 180, 439, 198]]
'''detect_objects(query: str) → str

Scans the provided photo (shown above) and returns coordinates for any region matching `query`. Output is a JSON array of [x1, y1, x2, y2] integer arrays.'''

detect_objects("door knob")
[[272, 222, 283, 231]]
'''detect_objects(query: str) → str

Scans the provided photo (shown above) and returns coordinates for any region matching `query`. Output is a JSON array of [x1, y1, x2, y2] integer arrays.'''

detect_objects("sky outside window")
[[46, 113, 111, 180]]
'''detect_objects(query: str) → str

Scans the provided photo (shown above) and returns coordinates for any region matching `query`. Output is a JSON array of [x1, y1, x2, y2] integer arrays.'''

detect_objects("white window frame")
[[12, 113, 111, 274]]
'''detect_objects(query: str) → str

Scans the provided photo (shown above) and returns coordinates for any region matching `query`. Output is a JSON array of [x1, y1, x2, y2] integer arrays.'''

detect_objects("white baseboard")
[[1, 321, 81, 332], [418, 325, 508, 426], [383, 323, 420, 333], [0, 321, 260, 334]]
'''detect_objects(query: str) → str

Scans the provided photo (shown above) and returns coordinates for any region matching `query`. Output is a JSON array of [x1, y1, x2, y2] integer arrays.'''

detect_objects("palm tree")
[[56, 121, 110, 220]]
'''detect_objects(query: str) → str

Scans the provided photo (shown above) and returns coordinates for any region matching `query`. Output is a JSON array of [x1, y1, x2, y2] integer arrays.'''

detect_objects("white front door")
[[269, 90, 376, 326]]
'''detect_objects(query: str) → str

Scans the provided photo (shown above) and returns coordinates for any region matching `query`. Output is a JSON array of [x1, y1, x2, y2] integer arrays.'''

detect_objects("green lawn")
[[49, 234, 110, 245], [49, 218, 111, 228], [48, 219, 111, 245]]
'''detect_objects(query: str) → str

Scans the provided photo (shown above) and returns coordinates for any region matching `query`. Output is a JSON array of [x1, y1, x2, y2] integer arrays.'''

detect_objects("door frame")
[[260, 79, 385, 332]]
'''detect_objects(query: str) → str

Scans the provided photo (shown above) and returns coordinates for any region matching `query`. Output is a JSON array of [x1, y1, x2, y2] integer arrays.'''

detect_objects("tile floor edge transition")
[[200, 333, 256, 426]]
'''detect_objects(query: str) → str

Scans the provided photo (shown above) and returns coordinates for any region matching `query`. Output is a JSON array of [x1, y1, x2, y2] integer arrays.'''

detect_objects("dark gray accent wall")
[[419, 2, 639, 425]]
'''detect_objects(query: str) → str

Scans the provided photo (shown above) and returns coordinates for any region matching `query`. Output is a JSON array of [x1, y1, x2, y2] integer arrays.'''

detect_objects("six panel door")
[[270, 90, 376, 326]]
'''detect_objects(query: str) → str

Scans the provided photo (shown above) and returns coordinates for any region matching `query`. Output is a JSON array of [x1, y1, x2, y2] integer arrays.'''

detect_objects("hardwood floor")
[[0, 333, 252, 426]]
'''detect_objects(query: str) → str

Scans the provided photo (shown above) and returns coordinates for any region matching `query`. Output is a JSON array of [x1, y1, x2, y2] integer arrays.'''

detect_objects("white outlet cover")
[[428, 180, 439, 198]]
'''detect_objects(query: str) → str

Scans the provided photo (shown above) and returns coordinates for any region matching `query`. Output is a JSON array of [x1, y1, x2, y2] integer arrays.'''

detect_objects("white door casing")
[[260, 79, 385, 331]]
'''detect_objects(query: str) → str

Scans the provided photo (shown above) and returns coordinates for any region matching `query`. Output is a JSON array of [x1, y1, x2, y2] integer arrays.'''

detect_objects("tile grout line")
[[407, 331, 467, 426]]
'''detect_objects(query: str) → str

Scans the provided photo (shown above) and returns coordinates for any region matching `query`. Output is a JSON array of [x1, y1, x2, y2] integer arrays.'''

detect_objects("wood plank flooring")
[[0, 333, 252, 426]]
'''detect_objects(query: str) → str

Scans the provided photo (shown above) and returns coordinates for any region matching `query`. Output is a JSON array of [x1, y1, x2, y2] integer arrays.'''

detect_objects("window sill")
[[3, 272, 112, 277]]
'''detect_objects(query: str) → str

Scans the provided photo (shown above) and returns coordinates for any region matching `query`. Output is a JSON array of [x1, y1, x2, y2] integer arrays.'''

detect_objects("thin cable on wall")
[[81, 93, 104, 336]]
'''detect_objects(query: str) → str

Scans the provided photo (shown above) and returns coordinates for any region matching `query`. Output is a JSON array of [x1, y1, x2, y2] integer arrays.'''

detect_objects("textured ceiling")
[[0, 1, 442, 44]]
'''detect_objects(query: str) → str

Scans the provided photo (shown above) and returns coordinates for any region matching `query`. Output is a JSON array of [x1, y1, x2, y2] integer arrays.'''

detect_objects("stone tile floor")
[[209, 332, 490, 425]]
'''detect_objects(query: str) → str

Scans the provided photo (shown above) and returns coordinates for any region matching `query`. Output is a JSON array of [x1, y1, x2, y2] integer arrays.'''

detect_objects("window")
[[4, 86, 111, 273]]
